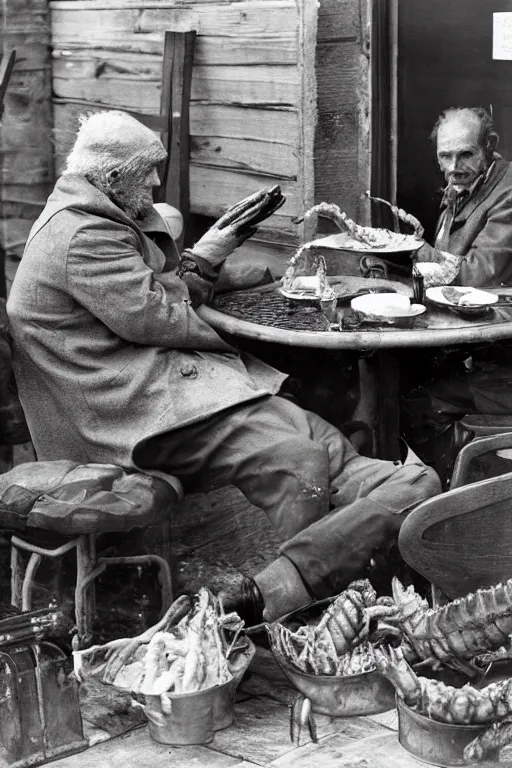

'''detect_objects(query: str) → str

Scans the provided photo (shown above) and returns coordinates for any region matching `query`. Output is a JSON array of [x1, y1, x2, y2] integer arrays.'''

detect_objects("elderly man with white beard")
[[7, 111, 440, 626]]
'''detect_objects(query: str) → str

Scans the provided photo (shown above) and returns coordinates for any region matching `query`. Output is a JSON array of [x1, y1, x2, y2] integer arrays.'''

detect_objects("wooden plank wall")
[[50, 0, 318, 268], [315, 0, 371, 230], [0, 0, 370, 270], [0, 0, 54, 258]]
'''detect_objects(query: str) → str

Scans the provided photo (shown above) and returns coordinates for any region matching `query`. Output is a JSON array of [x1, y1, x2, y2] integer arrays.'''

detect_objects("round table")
[[198, 285, 512, 460], [198, 289, 512, 350]]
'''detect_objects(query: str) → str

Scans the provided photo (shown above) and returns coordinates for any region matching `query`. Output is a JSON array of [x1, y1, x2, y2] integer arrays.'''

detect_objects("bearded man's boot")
[[222, 556, 312, 628]]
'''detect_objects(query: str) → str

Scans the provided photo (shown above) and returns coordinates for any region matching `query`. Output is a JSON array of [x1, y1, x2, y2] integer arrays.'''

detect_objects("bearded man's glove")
[[181, 185, 286, 271]]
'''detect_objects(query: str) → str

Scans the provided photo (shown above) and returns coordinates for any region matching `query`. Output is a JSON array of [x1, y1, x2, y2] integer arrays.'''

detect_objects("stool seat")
[[0, 460, 181, 535], [0, 460, 183, 648]]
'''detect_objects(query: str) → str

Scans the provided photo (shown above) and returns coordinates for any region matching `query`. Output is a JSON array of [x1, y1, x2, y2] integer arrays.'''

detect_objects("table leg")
[[376, 350, 401, 461]]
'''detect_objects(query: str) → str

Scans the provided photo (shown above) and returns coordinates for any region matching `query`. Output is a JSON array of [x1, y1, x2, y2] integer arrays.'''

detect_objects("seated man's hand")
[[414, 249, 463, 287], [190, 185, 286, 268], [191, 225, 251, 268]]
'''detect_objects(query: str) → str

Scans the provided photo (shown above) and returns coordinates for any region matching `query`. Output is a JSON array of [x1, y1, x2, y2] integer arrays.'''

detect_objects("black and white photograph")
[[1, 1, 512, 765]]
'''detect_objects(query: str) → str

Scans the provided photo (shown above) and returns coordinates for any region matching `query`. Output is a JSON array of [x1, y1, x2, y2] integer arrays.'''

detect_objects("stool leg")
[[10, 545, 23, 609], [75, 535, 97, 648], [21, 553, 42, 611], [145, 555, 173, 612]]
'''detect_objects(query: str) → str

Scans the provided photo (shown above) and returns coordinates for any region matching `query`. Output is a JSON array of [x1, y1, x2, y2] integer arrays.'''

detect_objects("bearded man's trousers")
[[137, 395, 441, 603]]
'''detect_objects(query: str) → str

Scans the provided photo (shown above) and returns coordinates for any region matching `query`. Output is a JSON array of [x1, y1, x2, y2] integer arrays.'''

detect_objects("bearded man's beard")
[[110, 184, 155, 221]]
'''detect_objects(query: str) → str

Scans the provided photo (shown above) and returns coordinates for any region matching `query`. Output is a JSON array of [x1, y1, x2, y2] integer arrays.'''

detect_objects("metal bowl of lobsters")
[[267, 575, 512, 765], [375, 578, 512, 766], [266, 579, 397, 717]]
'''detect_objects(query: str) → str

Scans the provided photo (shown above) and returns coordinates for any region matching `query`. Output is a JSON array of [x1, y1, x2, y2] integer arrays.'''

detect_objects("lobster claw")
[[289, 694, 318, 745]]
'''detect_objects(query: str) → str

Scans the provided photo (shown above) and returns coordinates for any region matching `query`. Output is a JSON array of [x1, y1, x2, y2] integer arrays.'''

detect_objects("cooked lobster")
[[392, 577, 512, 671], [268, 579, 398, 676]]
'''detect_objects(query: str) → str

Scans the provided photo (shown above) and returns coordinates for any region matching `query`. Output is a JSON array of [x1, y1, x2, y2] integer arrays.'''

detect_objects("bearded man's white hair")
[[64, 110, 167, 179], [64, 110, 167, 219]]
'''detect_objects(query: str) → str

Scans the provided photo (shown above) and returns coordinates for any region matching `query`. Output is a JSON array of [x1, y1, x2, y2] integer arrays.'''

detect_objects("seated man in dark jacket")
[[7, 111, 440, 625], [402, 106, 512, 484]]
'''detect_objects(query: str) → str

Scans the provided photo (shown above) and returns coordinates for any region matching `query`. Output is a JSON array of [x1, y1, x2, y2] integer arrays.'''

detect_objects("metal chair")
[[460, 413, 512, 438], [398, 433, 512, 600]]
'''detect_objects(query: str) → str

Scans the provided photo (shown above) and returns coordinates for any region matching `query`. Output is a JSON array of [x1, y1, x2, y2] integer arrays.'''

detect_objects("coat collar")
[[453, 158, 510, 224], [26, 175, 177, 269], [29, 174, 138, 238]]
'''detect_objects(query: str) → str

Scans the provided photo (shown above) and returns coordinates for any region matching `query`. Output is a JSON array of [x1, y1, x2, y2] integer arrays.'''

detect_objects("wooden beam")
[[50, 2, 299, 54], [370, 0, 393, 227], [0, 50, 16, 120], [297, 0, 318, 240], [155, 30, 196, 236]]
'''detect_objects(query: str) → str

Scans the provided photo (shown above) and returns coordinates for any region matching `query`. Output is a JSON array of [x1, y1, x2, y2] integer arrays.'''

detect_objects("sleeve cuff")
[[181, 271, 215, 307], [178, 249, 221, 283]]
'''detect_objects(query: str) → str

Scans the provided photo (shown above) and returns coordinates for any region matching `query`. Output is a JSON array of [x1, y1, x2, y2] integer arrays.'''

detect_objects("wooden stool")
[[0, 461, 183, 647]]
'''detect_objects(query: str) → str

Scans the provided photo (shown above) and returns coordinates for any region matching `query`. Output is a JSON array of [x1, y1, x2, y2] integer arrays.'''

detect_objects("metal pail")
[[397, 696, 499, 767]]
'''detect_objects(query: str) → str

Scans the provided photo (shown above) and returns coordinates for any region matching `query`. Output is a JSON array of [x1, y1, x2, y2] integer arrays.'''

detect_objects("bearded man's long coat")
[[7, 175, 285, 467]]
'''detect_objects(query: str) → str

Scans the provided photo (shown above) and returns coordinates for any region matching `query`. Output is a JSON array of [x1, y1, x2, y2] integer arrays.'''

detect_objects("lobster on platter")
[[294, 201, 424, 249], [376, 645, 512, 725]]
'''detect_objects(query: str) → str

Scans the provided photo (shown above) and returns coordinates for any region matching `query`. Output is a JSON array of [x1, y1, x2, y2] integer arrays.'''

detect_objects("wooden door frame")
[[369, 0, 398, 224]]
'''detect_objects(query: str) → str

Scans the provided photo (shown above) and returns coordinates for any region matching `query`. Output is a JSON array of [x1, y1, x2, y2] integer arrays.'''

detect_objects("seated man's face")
[[436, 117, 489, 192], [110, 164, 161, 221], [131, 165, 161, 221]]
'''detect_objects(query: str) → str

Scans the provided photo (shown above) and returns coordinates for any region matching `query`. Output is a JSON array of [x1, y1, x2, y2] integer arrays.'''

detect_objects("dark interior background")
[[397, 0, 512, 241]]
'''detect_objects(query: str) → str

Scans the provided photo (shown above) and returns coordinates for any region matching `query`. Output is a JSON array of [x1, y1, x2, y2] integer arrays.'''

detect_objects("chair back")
[[399, 434, 512, 599]]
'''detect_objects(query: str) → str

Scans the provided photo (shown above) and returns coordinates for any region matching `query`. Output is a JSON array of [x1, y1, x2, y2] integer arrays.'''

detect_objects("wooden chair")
[[398, 433, 512, 600]]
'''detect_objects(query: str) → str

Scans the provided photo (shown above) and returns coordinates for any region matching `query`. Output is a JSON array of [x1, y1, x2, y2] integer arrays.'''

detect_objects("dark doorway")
[[397, 0, 512, 241]]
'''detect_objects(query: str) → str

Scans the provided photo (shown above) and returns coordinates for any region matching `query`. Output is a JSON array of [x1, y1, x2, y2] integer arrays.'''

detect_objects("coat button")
[[180, 363, 198, 378]]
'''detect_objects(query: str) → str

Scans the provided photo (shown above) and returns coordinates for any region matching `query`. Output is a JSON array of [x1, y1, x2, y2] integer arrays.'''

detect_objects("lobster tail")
[[393, 577, 512, 668]]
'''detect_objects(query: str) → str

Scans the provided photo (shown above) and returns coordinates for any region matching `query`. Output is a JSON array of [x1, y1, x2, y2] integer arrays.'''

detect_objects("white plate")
[[311, 231, 424, 254], [279, 287, 318, 300], [279, 287, 336, 302], [425, 285, 499, 317], [426, 286, 498, 308]]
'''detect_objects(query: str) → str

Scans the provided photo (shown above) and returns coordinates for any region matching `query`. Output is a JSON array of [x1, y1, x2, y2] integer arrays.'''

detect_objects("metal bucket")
[[213, 640, 255, 731], [397, 696, 500, 767], [145, 640, 255, 744], [145, 685, 219, 745], [275, 654, 395, 717]]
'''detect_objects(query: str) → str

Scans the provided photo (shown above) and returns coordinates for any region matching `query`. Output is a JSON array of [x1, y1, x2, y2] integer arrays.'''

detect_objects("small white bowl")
[[350, 293, 425, 328], [351, 293, 411, 317]]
